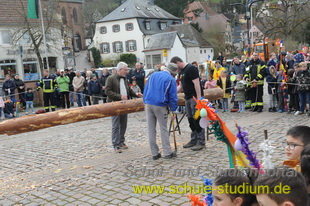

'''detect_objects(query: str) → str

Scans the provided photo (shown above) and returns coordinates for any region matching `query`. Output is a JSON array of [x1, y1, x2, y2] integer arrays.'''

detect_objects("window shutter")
[[112, 42, 116, 53], [107, 43, 110, 53], [133, 40, 137, 51], [99, 43, 103, 53], [120, 42, 123, 52], [125, 41, 129, 52]]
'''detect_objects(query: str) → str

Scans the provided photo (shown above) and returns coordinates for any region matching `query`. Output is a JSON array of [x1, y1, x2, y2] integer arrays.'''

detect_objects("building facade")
[[93, 0, 181, 66]]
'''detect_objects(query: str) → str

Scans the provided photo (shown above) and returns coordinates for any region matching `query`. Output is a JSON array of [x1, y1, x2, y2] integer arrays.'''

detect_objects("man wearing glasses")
[[244, 52, 267, 112]]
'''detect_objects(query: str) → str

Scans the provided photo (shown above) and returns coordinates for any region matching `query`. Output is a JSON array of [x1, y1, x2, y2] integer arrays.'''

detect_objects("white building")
[[143, 24, 214, 67], [93, 0, 181, 65]]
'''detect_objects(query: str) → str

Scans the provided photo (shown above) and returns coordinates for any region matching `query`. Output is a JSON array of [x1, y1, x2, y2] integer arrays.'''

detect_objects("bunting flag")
[[27, 0, 39, 19]]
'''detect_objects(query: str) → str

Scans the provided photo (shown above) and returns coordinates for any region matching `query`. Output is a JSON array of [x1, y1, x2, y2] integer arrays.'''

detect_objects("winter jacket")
[[231, 63, 246, 75], [57, 76, 70, 92], [234, 80, 246, 102], [105, 74, 138, 102], [13, 79, 25, 93], [266, 74, 277, 95], [4, 101, 14, 114], [99, 73, 110, 96], [217, 77, 232, 94], [25, 92, 34, 101], [2, 79, 16, 95], [88, 80, 101, 95], [143, 71, 178, 112], [295, 70, 310, 92]]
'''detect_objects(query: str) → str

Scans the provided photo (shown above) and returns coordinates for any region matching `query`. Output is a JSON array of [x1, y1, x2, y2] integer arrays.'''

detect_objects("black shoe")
[[163, 152, 177, 159], [114, 146, 122, 153], [268, 108, 273, 112], [272, 107, 277, 112], [183, 141, 196, 148], [152, 153, 161, 160], [191, 144, 205, 151], [257, 108, 262, 112], [251, 107, 257, 112]]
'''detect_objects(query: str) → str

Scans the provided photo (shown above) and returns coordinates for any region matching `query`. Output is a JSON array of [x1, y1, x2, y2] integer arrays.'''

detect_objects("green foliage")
[[120, 53, 137, 67], [101, 58, 114, 67], [190, 22, 203, 33], [90, 47, 102, 68]]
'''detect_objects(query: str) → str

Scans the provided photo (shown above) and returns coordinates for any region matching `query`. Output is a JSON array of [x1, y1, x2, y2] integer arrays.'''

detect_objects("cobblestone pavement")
[[1, 102, 310, 206]]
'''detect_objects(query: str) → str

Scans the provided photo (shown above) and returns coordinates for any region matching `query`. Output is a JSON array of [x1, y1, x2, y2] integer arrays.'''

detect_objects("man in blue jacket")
[[88, 74, 101, 104], [143, 63, 178, 160]]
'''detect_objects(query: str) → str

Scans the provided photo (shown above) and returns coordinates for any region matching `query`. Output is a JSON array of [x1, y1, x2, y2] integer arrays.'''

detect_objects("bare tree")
[[9, 0, 62, 75], [257, 0, 310, 42], [83, 0, 122, 38]]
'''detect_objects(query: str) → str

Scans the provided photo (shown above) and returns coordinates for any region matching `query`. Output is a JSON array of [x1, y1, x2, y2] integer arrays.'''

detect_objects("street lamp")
[[230, 0, 263, 56]]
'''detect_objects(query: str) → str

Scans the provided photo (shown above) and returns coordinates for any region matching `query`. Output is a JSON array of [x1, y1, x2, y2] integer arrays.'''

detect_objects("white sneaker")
[[294, 111, 304, 116], [25, 112, 28, 115]]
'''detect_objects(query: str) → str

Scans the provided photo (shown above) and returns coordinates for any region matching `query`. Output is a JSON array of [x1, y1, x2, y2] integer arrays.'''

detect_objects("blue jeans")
[[298, 92, 310, 112], [222, 98, 229, 110], [70, 92, 74, 105], [76, 91, 86, 107], [4, 108, 14, 118], [26, 101, 34, 113], [0, 107, 2, 117]]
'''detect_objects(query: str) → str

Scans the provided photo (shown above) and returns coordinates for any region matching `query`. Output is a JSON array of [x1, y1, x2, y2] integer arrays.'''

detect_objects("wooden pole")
[[0, 88, 223, 135]]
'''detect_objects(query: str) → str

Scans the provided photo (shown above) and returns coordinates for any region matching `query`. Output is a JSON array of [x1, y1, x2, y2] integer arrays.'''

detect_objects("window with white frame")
[[126, 40, 136, 52], [160, 22, 167, 30], [100, 43, 110, 53], [113, 24, 120, 32], [145, 22, 151, 30], [100, 26, 107, 34], [1, 30, 11, 44], [126, 23, 134, 31], [112, 41, 123, 53]]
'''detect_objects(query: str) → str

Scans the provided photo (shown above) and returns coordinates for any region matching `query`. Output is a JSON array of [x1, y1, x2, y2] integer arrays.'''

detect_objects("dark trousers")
[[43, 92, 56, 112], [18, 92, 26, 107], [60, 92, 70, 109], [289, 93, 299, 111], [249, 85, 264, 109]]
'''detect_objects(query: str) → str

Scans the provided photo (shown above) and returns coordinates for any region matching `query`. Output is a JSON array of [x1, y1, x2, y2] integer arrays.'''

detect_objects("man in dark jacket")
[[88, 75, 101, 104], [132, 63, 145, 93], [105, 62, 142, 153], [2, 74, 17, 103], [13, 74, 26, 107], [99, 68, 110, 103]]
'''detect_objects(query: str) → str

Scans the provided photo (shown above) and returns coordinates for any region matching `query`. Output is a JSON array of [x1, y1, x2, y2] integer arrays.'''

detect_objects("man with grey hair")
[[105, 62, 142, 153], [143, 63, 178, 160]]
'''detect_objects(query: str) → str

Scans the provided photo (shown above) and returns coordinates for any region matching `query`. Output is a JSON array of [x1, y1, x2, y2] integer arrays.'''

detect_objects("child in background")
[[294, 62, 310, 115], [276, 70, 286, 113], [287, 68, 299, 114], [130, 80, 141, 97], [200, 73, 207, 89], [254, 167, 307, 206], [282, 125, 310, 169], [266, 65, 277, 112], [3, 96, 15, 118], [25, 88, 35, 115], [212, 168, 258, 206], [234, 74, 246, 112], [0, 95, 4, 119], [204, 74, 216, 89], [217, 70, 231, 112]]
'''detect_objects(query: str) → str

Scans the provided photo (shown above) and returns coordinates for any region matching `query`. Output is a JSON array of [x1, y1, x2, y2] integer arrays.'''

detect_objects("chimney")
[[148, 0, 154, 5]]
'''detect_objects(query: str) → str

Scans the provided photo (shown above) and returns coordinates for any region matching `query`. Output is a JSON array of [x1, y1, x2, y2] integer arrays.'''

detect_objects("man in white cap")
[[143, 63, 178, 160]]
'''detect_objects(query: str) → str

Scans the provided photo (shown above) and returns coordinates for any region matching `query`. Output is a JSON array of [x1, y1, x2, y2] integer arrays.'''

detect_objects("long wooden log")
[[0, 88, 223, 135]]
